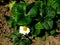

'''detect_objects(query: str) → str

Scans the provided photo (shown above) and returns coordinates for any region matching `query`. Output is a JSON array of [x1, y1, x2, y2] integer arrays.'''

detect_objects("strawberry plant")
[[5, 0, 60, 45]]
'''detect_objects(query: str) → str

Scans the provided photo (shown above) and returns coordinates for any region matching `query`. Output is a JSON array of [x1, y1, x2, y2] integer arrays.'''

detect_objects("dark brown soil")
[[0, 0, 60, 45], [0, 5, 15, 45]]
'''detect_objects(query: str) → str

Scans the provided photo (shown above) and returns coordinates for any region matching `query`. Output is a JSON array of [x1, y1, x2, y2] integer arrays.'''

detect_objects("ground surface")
[[0, 0, 60, 45]]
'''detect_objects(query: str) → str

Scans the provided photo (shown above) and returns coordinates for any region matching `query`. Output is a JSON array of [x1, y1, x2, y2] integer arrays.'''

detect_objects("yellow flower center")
[[23, 26, 27, 31]]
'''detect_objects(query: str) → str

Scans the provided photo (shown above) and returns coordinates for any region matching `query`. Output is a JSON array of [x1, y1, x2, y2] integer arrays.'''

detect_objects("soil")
[[0, 5, 14, 45], [0, 0, 60, 45]]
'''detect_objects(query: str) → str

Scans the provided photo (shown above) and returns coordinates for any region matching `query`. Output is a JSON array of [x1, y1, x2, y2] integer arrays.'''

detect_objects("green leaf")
[[10, 3, 24, 26], [7, 18, 16, 28], [11, 13, 23, 22], [19, 41, 24, 45], [42, 20, 53, 30], [26, 3, 35, 13], [17, 16, 32, 25], [45, 7, 56, 19], [27, 5, 38, 18], [31, 26, 40, 36], [4, 15, 16, 28], [39, 1, 46, 17], [35, 22, 43, 29], [55, 0, 60, 14], [33, 29, 41, 36], [50, 29, 56, 35], [11, 30, 19, 39], [33, 22, 43, 36], [13, 38, 19, 45], [47, 0, 58, 9], [39, 7, 45, 17], [47, 0, 60, 14], [31, 27, 34, 35], [12, 3, 26, 14], [57, 19, 60, 23], [34, 1, 41, 7], [19, 38, 31, 45], [12, 3, 26, 22], [11, 30, 22, 45]]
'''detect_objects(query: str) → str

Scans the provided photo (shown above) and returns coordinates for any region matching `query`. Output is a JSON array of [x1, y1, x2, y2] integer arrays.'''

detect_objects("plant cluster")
[[5, 0, 60, 45]]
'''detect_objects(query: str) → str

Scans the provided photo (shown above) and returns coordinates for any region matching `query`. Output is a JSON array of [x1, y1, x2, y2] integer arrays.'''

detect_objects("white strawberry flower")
[[19, 26, 30, 35]]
